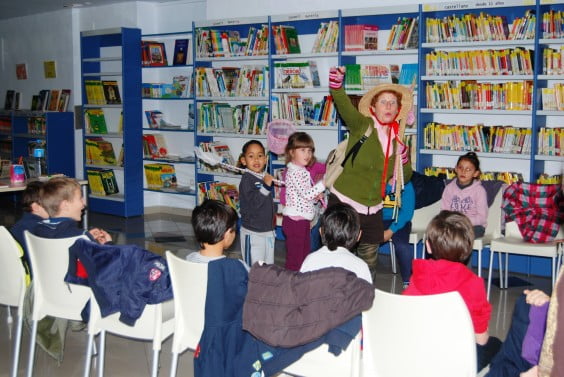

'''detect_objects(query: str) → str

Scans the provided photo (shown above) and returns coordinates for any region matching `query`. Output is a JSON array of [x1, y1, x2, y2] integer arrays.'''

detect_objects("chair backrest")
[[0, 226, 27, 312], [482, 187, 505, 240], [24, 231, 91, 321], [87, 291, 175, 345], [362, 289, 476, 377], [166, 251, 208, 353], [411, 199, 441, 233]]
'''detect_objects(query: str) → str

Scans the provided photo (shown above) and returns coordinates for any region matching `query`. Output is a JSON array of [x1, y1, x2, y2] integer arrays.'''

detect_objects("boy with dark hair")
[[404, 210, 501, 371], [33, 177, 112, 244], [186, 199, 241, 264], [300, 203, 372, 283], [10, 181, 49, 282]]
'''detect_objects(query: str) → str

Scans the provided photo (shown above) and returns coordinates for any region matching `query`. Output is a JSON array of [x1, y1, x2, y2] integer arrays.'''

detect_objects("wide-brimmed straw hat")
[[358, 83, 413, 121]]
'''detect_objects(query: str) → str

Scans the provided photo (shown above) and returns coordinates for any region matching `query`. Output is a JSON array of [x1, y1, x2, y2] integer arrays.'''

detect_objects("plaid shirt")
[[502, 182, 564, 243]]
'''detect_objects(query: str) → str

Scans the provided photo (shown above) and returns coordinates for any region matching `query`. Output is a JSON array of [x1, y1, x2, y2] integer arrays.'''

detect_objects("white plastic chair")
[[409, 200, 441, 259], [0, 226, 28, 377], [487, 221, 564, 299], [473, 187, 504, 277], [282, 331, 361, 377], [24, 231, 91, 377], [362, 289, 476, 377], [165, 251, 208, 377]]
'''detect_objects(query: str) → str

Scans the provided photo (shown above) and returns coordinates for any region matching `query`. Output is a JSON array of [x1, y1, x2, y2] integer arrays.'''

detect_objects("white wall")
[[206, 0, 438, 19]]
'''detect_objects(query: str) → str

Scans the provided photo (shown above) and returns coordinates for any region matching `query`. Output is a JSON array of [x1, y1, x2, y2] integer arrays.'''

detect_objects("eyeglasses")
[[378, 100, 398, 106]]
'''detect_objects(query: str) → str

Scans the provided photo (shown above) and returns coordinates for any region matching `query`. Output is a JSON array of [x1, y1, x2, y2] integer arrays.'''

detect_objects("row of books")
[[87, 168, 119, 196], [195, 66, 268, 97], [344, 64, 399, 91], [543, 47, 564, 76], [198, 141, 237, 174], [141, 38, 190, 67], [423, 123, 532, 155], [270, 93, 337, 127], [26, 117, 46, 135], [537, 173, 562, 185], [85, 137, 122, 166], [537, 127, 563, 157], [424, 166, 524, 184], [142, 75, 191, 98], [84, 80, 121, 105], [541, 10, 563, 39], [0, 116, 10, 133], [198, 181, 239, 212], [144, 163, 177, 189], [425, 48, 533, 76], [343, 24, 378, 52], [311, 20, 339, 53], [196, 25, 268, 58], [425, 11, 534, 43], [4, 89, 70, 112], [198, 103, 269, 135], [272, 25, 301, 54], [425, 80, 533, 111], [541, 84, 564, 111], [273, 61, 320, 89], [386, 17, 418, 50]]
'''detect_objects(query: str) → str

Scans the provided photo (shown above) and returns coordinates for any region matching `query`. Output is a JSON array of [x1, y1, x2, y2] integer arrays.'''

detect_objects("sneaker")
[[402, 281, 410, 290]]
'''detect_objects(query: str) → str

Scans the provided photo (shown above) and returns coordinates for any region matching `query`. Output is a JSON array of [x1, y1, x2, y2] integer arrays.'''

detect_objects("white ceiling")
[[0, 0, 183, 21]]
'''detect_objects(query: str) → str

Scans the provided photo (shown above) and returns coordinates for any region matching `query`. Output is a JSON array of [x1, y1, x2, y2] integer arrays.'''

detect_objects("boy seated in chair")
[[186, 199, 247, 269], [33, 177, 112, 244], [404, 210, 501, 372]]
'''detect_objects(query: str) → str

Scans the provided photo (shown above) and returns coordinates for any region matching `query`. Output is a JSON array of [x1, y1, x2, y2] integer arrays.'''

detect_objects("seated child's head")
[[455, 152, 481, 186], [320, 203, 361, 251], [191, 199, 238, 250], [426, 210, 474, 263], [22, 181, 49, 219], [285, 132, 316, 167], [239, 139, 267, 173], [41, 177, 84, 221]]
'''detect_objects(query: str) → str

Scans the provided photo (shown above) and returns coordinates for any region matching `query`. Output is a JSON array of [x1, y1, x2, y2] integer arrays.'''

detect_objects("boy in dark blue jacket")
[[33, 177, 112, 245]]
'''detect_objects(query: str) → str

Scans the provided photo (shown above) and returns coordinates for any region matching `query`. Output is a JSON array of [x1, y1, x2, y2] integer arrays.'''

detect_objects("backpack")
[[324, 127, 373, 188]]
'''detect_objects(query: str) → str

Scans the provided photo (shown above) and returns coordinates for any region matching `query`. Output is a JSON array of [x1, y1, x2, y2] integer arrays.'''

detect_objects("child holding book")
[[404, 210, 501, 371], [282, 132, 326, 271], [441, 151, 488, 238], [237, 140, 275, 266]]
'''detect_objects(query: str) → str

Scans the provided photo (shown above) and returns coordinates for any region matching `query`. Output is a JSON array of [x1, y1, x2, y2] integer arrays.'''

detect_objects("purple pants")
[[282, 216, 310, 271]]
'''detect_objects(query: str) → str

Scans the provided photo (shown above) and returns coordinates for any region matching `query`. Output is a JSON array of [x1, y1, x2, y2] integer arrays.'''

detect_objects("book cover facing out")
[[173, 39, 189, 66]]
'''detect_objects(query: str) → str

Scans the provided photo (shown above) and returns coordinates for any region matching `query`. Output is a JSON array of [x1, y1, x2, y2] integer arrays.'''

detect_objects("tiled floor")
[[0, 199, 554, 377]]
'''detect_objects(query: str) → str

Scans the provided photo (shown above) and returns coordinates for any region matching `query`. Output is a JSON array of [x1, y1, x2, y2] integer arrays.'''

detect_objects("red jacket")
[[404, 259, 491, 333]]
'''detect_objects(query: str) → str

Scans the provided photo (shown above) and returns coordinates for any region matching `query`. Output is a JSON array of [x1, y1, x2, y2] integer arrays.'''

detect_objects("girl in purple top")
[[441, 151, 488, 238]]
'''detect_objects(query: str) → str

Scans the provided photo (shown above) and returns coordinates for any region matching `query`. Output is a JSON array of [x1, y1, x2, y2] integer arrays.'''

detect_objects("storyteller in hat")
[[326, 66, 413, 280]]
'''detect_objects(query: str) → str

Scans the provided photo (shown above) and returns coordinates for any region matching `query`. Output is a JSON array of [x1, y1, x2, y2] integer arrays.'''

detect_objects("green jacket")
[[330, 87, 412, 207]]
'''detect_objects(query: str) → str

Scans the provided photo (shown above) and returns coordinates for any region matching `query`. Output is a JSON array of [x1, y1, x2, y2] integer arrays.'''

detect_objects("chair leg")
[[498, 252, 504, 289], [389, 242, 397, 274], [551, 256, 556, 288], [7, 306, 13, 324], [504, 253, 509, 289], [83, 333, 95, 377], [10, 312, 23, 377], [151, 349, 160, 377], [412, 242, 417, 260], [169, 353, 179, 377], [477, 249, 482, 278], [26, 320, 38, 377], [487, 250, 495, 300], [97, 331, 106, 377]]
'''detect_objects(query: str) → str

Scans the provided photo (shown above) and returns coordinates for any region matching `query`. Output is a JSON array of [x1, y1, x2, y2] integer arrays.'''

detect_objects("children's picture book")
[[144, 163, 177, 189], [142, 133, 168, 158], [16, 63, 28, 80], [102, 81, 121, 104], [4, 90, 15, 110], [38, 90, 50, 111], [146, 42, 168, 66], [57, 89, 71, 112], [85, 138, 117, 166], [47, 89, 60, 111], [85, 109, 108, 134], [173, 39, 189, 66], [87, 168, 119, 196]]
